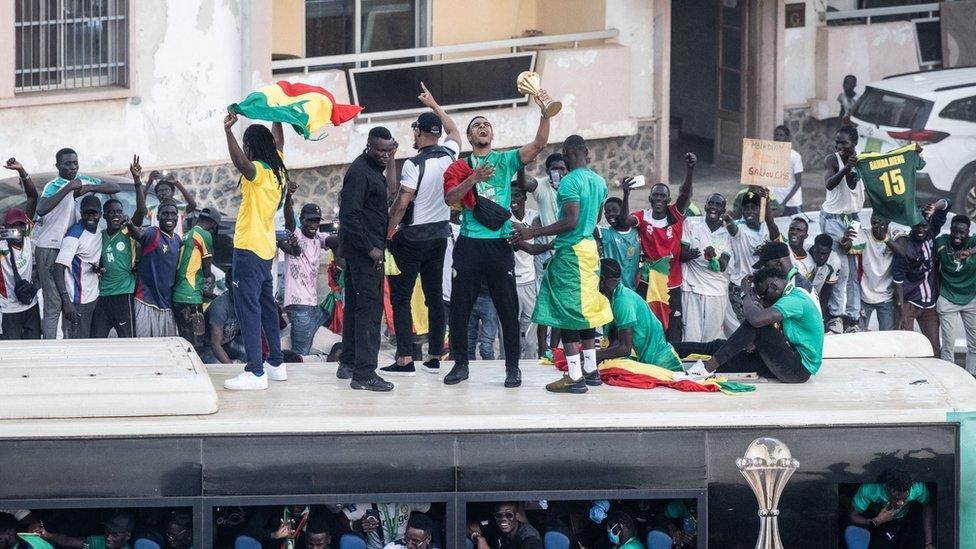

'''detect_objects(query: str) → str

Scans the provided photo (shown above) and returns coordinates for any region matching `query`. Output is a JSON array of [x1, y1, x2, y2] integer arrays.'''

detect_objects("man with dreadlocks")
[[222, 112, 287, 391]]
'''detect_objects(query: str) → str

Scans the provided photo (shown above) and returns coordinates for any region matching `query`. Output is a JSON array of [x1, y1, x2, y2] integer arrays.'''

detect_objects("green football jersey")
[[855, 144, 925, 227]]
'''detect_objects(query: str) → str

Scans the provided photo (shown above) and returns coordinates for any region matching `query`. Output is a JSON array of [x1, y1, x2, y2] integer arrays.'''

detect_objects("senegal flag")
[[640, 256, 671, 330], [855, 143, 926, 227], [229, 81, 363, 139]]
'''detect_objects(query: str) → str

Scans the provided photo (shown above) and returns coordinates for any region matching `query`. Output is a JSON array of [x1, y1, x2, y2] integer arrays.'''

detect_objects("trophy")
[[517, 71, 561, 118], [736, 437, 799, 549]]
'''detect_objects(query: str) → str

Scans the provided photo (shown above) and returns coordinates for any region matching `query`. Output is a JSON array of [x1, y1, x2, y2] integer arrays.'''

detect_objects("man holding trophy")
[[441, 72, 554, 388]]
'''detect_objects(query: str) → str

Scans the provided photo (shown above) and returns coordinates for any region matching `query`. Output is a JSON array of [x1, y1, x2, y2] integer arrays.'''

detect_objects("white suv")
[[850, 67, 976, 216]]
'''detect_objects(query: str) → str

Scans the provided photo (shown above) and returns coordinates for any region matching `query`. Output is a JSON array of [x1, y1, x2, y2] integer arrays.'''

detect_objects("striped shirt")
[[55, 222, 101, 305]]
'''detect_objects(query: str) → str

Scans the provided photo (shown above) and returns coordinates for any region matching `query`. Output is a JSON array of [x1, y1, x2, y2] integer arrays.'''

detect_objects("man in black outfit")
[[337, 126, 398, 392]]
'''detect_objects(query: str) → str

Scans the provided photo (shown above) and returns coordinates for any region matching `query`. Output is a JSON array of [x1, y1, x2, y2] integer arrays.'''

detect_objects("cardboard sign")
[[740, 138, 792, 188]]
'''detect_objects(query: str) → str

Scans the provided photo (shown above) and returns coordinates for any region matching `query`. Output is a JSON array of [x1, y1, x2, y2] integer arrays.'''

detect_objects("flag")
[[640, 256, 671, 330], [228, 80, 363, 139], [443, 159, 477, 209], [549, 350, 754, 395], [319, 260, 344, 333], [854, 143, 925, 227]]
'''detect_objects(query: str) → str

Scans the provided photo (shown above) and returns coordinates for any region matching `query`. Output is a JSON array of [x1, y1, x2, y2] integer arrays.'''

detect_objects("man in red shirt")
[[624, 152, 697, 341]]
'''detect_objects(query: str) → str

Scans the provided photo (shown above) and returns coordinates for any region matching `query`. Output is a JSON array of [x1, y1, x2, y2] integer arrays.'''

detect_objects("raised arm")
[[272, 121, 284, 152], [385, 141, 400, 204], [762, 188, 782, 241], [824, 153, 856, 192], [173, 178, 197, 214], [283, 180, 297, 233], [387, 186, 416, 240], [674, 152, 697, 213], [130, 156, 148, 227], [224, 112, 256, 180], [518, 92, 553, 164], [622, 179, 639, 228], [417, 81, 461, 145], [4, 158, 37, 219]]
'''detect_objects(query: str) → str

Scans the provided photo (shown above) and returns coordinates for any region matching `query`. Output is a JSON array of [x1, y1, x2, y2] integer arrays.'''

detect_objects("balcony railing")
[[271, 29, 619, 73]]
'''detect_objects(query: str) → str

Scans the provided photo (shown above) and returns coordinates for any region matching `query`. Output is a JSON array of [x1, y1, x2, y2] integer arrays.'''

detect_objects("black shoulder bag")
[[7, 246, 38, 305], [465, 156, 511, 231]]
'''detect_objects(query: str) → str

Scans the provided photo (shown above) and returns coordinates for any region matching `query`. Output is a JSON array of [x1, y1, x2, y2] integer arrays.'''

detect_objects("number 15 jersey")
[[855, 143, 926, 227]]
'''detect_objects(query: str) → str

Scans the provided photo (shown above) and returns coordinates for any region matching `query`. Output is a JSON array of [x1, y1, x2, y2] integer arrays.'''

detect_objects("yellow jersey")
[[234, 158, 284, 260]]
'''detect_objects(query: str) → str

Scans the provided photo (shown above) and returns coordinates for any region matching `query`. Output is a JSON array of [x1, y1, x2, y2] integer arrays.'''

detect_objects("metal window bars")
[[14, 0, 129, 93]]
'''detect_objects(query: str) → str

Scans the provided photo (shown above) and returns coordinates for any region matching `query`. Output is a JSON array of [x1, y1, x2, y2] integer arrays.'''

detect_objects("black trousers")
[[448, 236, 521, 369], [339, 252, 385, 381], [672, 322, 811, 383], [867, 505, 926, 549], [1, 303, 41, 339], [91, 293, 135, 338], [389, 234, 447, 359]]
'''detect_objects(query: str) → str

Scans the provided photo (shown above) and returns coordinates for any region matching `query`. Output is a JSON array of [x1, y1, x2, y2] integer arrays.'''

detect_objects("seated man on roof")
[[673, 267, 823, 383], [596, 258, 683, 372]]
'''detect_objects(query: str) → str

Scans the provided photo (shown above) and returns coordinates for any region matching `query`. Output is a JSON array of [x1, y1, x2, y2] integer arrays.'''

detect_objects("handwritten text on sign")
[[740, 138, 792, 188]]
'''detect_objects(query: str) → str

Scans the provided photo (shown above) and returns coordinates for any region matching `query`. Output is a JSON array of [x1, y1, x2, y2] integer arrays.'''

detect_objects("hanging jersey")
[[855, 144, 926, 227]]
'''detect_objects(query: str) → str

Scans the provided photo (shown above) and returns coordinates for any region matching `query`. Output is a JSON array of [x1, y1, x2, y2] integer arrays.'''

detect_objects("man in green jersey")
[[936, 214, 976, 374], [442, 90, 552, 388], [598, 196, 640, 289], [596, 258, 682, 371], [35, 511, 133, 549], [91, 197, 139, 338], [511, 135, 613, 393], [848, 469, 934, 549], [172, 208, 218, 352], [675, 267, 822, 383]]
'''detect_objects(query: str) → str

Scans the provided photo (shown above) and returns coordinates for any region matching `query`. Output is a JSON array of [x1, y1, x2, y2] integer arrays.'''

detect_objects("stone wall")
[[169, 122, 657, 219], [784, 106, 843, 172]]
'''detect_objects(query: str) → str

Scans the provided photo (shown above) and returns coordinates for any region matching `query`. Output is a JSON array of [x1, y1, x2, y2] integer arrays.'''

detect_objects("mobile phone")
[[319, 221, 338, 233], [850, 220, 861, 233], [549, 170, 561, 185], [620, 175, 646, 188]]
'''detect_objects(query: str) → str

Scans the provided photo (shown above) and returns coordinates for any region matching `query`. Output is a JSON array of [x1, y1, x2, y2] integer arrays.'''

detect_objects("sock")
[[566, 353, 583, 380], [582, 348, 597, 373]]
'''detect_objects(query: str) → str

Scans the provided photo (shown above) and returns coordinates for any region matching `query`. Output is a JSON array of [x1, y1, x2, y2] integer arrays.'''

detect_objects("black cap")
[[742, 190, 763, 207], [80, 195, 102, 214], [104, 513, 135, 534], [412, 112, 442, 135], [300, 203, 322, 219], [753, 241, 790, 269], [198, 207, 222, 225]]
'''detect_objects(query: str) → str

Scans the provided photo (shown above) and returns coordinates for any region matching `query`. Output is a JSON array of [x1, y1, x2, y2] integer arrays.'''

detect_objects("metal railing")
[[825, 2, 939, 23], [272, 28, 619, 73]]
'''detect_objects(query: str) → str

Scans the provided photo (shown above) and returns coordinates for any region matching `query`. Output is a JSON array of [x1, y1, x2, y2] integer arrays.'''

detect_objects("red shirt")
[[634, 205, 685, 288]]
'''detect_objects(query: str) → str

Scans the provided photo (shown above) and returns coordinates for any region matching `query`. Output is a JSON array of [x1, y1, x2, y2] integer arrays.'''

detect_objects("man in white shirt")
[[337, 503, 431, 549], [807, 234, 842, 327], [54, 195, 103, 338], [680, 193, 736, 342], [521, 153, 567, 283], [771, 125, 804, 216], [726, 189, 781, 320], [34, 148, 119, 338], [843, 213, 900, 331], [0, 208, 40, 339], [384, 84, 461, 377], [820, 127, 865, 333]]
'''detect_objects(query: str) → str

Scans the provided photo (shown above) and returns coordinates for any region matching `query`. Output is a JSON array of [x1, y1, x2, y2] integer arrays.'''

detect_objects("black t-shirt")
[[487, 522, 543, 549]]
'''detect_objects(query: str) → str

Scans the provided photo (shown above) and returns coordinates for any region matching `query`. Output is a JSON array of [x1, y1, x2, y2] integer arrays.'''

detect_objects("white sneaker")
[[674, 359, 713, 383], [223, 371, 269, 391], [266, 363, 287, 381]]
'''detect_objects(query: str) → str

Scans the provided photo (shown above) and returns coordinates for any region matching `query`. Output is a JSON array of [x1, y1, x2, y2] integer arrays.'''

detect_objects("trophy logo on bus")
[[737, 437, 799, 549], [517, 71, 561, 118]]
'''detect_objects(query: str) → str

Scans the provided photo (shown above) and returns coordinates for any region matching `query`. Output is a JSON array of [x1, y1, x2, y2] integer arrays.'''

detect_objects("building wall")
[[0, 0, 254, 174], [783, 0, 819, 107], [272, 0, 305, 58], [432, 0, 539, 45]]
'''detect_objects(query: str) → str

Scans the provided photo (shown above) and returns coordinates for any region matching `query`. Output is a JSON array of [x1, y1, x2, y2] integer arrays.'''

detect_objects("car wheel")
[[953, 164, 976, 218]]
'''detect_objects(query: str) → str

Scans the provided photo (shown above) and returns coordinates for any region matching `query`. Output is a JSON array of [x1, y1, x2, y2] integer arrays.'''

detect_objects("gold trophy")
[[517, 71, 561, 118]]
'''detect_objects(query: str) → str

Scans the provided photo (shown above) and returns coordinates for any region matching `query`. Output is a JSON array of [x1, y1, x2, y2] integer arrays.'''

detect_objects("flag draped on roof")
[[549, 350, 754, 395], [228, 80, 363, 140], [640, 256, 671, 330]]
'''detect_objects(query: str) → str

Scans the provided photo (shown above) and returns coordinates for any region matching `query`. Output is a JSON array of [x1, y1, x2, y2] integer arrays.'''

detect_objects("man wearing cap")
[[54, 195, 103, 338], [34, 148, 119, 339], [726, 187, 781, 321], [36, 511, 134, 549], [754, 240, 815, 294], [172, 207, 219, 351], [381, 83, 461, 377], [280, 179, 339, 356], [92, 156, 147, 338], [0, 206, 40, 340]]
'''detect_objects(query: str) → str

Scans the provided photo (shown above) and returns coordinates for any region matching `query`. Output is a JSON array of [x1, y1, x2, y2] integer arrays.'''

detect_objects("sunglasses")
[[165, 529, 189, 541], [405, 535, 430, 548], [494, 511, 516, 521]]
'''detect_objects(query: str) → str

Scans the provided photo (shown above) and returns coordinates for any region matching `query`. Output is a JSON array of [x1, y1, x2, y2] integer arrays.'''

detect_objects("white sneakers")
[[223, 363, 287, 391], [267, 363, 287, 381], [223, 371, 269, 391], [673, 359, 714, 383]]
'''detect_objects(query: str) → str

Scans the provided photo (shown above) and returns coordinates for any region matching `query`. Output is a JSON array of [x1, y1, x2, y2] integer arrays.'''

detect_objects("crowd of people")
[[2, 80, 974, 392]]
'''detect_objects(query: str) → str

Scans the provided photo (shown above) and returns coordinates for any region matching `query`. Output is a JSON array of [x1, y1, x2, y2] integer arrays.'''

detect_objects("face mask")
[[607, 531, 620, 545]]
